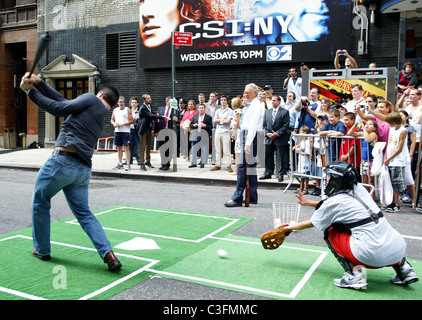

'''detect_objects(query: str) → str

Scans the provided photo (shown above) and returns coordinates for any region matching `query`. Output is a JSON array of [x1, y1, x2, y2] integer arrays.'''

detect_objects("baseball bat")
[[27, 33, 50, 78], [245, 162, 250, 207]]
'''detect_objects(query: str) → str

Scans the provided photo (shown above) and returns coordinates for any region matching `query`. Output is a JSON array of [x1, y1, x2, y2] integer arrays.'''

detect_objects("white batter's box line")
[[65, 206, 241, 243], [0, 286, 47, 301], [0, 235, 160, 301], [210, 236, 329, 298], [146, 236, 328, 299], [148, 269, 293, 299]]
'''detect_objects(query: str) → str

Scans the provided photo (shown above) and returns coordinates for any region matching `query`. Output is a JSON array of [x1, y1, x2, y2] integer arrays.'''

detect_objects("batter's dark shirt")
[[28, 81, 109, 167]]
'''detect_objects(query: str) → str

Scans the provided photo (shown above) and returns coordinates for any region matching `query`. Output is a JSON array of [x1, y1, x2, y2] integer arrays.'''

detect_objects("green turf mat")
[[157, 235, 422, 300], [1, 206, 420, 300], [0, 205, 252, 300], [0, 235, 154, 300], [72, 205, 243, 241]]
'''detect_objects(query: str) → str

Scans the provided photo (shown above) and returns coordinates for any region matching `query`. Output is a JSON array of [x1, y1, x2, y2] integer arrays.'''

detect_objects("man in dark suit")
[[189, 103, 213, 168], [156, 96, 177, 170], [138, 94, 163, 171], [260, 94, 290, 182]]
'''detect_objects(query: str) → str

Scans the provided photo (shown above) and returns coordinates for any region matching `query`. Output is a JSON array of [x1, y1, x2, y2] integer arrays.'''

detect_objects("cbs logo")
[[266, 45, 292, 61]]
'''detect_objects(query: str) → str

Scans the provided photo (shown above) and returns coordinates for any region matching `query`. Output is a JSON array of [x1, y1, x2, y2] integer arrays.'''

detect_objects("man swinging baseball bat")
[[261, 161, 418, 290], [21, 73, 122, 271]]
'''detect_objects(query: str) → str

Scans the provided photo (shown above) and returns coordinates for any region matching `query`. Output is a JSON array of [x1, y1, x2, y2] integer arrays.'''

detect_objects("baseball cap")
[[264, 85, 272, 90], [179, 98, 187, 104], [317, 114, 328, 120]]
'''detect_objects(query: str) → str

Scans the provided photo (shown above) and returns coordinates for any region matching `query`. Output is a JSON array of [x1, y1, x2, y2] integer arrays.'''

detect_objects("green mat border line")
[[65, 206, 241, 243], [0, 235, 160, 301], [148, 236, 328, 299]]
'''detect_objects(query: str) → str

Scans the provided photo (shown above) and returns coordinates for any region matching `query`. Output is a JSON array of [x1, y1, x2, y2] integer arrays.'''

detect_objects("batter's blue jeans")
[[31, 152, 112, 259]]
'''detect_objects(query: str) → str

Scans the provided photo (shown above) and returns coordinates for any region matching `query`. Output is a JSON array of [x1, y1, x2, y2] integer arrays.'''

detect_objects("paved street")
[[0, 147, 421, 302]]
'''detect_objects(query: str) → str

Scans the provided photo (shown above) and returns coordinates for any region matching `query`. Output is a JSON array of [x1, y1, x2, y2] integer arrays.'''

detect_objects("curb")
[[0, 163, 300, 190]]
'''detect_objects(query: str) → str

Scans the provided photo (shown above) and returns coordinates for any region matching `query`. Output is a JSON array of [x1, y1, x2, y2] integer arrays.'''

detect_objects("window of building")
[[106, 32, 137, 70], [0, 1, 16, 10]]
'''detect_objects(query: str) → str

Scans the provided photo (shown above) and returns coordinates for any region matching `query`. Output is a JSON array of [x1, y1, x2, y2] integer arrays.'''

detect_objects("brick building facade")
[[0, 0, 38, 148], [0, 1, 419, 148]]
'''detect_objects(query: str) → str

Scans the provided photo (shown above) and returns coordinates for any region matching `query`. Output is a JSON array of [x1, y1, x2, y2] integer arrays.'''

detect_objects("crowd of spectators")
[[112, 54, 421, 213]]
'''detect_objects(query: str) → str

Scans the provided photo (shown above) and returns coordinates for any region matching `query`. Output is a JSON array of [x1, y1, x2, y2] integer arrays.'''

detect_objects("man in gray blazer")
[[260, 94, 290, 182]]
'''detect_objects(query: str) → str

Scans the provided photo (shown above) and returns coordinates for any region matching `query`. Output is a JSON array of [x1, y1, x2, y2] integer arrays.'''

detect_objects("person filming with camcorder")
[[294, 88, 321, 132]]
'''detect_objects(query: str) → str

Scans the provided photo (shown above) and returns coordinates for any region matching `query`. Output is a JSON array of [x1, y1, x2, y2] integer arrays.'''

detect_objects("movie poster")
[[310, 78, 387, 105], [139, 0, 351, 68]]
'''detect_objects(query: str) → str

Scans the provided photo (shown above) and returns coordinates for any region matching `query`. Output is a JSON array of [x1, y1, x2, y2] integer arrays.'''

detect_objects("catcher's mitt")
[[260, 224, 291, 250]]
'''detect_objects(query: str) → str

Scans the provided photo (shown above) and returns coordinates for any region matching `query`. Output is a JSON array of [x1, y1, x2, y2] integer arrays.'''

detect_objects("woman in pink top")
[[181, 100, 199, 159], [181, 100, 199, 133], [357, 100, 393, 144], [356, 100, 394, 155]]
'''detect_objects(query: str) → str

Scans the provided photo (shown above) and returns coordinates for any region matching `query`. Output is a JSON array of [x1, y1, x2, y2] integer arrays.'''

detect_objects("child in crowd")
[[349, 118, 379, 198], [230, 97, 243, 175], [336, 104, 347, 121], [340, 112, 361, 170], [293, 126, 312, 194], [314, 114, 328, 135], [356, 99, 393, 149], [311, 114, 328, 196], [399, 110, 417, 206], [318, 109, 347, 162], [384, 112, 413, 212]]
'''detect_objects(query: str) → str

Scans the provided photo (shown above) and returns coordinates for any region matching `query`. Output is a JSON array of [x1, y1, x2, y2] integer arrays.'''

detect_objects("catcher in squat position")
[[262, 161, 418, 289]]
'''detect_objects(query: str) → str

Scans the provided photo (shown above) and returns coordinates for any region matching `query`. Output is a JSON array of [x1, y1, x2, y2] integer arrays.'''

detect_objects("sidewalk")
[[0, 147, 298, 189]]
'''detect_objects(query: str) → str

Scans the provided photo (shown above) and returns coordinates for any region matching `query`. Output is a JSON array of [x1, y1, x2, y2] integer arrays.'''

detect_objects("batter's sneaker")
[[391, 261, 419, 286], [334, 271, 368, 290]]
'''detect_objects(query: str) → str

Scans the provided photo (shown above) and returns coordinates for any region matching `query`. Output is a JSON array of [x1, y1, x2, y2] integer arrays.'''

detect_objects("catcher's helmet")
[[324, 161, 357, 196]]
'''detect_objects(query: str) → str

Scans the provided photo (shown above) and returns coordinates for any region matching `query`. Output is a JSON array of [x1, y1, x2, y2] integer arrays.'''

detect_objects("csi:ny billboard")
[[139, 0, 351, 68]]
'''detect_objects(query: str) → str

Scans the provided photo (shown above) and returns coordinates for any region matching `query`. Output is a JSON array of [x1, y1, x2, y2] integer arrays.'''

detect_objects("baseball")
[[217, 249, 228, 259], [274, 218, 281, 227]]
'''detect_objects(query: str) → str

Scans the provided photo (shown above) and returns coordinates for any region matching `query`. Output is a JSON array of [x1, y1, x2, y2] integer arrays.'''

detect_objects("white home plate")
[[115, 237, 160, 251]]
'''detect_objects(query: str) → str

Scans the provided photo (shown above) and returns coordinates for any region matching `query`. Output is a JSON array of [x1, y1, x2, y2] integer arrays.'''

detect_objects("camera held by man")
[[301, 98, 309, 109]]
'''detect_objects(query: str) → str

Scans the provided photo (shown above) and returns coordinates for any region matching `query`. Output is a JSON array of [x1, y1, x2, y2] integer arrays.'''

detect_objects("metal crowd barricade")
[[284, 133, 377, 198], [97, 137, 116, 151]]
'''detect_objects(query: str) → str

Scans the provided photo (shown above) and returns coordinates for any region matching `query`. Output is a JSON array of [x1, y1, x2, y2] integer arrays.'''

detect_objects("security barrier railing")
[[284, 133, 377, 198]]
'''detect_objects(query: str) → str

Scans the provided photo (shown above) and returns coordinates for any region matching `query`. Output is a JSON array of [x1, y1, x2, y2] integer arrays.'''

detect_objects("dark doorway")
[[6, 42, 27, 147], [54, 78, 89, 138]]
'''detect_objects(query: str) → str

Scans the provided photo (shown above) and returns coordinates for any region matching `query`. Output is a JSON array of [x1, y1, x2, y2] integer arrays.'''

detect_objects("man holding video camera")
[[294, 87, 321, 132], [334, 49, 358, 70]]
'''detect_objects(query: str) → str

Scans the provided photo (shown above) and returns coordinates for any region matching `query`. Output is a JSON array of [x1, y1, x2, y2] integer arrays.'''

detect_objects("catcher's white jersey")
[[311, 184, 406, 267]]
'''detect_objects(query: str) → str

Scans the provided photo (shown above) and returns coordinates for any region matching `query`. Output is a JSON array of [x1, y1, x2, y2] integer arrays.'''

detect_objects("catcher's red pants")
[[328, 227, 381, 269]]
